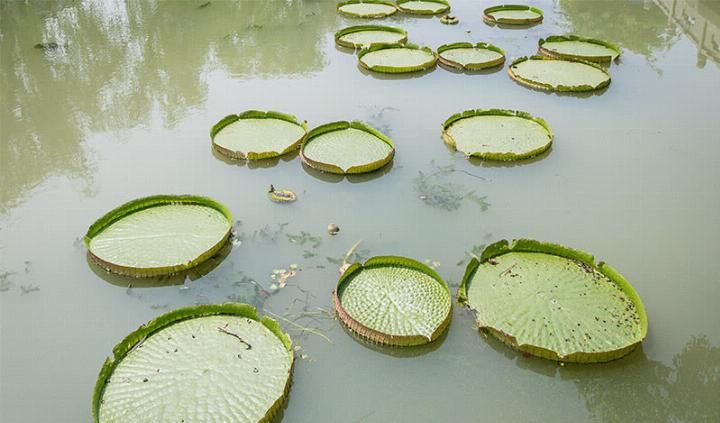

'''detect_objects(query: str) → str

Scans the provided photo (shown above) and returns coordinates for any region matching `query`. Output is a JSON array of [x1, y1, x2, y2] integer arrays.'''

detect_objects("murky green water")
[[1, 0, 719, 421]]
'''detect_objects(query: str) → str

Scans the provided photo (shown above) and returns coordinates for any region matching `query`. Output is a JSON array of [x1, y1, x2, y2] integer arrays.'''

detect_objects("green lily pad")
[[337, 0, 397, 18], [93, 304, 293, 423], [437, 42, 506, 70], [539, 35, 621, 62], [335, 25, 407, 49], [397, 0, 450, 15], [483, 5, 544, 25], [210, 110, 307, 160], [85, 195, 233, 277], [334, 256, 452, 346], [442, 109, 553, 161], [300, 121, 394, 174], [358, 43, 438, 73], [458, 239, 648, 363], [508, 56, 611, 92]]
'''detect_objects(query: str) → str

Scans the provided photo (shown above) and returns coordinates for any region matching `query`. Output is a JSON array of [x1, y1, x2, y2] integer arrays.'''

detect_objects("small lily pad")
[[337, 0, 397, 18], [483, 5, 544, 25], [300, 121, 394, 174], [508, 56, 611, 92], [268, 185, 297, 203], [334, 256, 452, 346], [439, 15, 459, 25], [85, 195, 233, 277], [437, 42, 506, 70], [358, 43, 438, 73], [211, 110, 307, 160], [93, 304, 293, 422], [335, 25, 407, 49], [458, 239, 648, 363], [397, 0, 450, 15], [442, 109, 553, 161], [539, 35, 621, 62]]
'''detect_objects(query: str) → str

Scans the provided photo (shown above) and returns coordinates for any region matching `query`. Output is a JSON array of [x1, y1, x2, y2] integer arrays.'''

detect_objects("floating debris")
[[268, 185, 297, 203], [327, 224, 340, 236], [440, 15, 459, 25]]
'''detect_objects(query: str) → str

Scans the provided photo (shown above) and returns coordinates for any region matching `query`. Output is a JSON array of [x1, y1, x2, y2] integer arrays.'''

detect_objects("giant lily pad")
[[93, 304, 293, 423], [458, 239, 648, 363], [337, 0, 397, 18], [335, 25, 408, 49], [397, 0, 450, 15], [211, 110, 307, 160], [483, 5, 544, 25], [437, 42, 506, 70], [85, 195, 233, 277], [508, 56, 611, 92], [334, 256, 452, 346], [300, 121, 394, 174], [539, 35, 621, 62], [442, 109, 553, 161], [358, 43, 437, 73]]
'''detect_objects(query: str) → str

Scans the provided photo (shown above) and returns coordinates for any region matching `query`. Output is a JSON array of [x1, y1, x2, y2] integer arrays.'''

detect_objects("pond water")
[[1, 0, 719, 421]]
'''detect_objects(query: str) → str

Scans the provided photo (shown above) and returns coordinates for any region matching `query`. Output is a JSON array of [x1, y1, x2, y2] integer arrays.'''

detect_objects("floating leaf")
[[358, 43, 437, 74], [508, 55, 611, 92], [337, 0, 397, 18], [442, 109, 553, 161], [300, 121, 394, 174], [335, 25, 407, 49], [437, 42, 506, 70], [334, 256, 452, 346], [539, 35, 621, 62], [93, 304, 293, 423], [483, 4, 544, 25], [439, 15, 459, 25], [458, 239, 648, 363], [85, 195, 233, 277], [210, 110, 307, 160], [267, 185, 297, 203], [397, 0, 450, 15]]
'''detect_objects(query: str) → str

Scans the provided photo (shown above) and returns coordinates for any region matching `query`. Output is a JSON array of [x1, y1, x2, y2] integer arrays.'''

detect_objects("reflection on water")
[[655, 0, 720, 67]]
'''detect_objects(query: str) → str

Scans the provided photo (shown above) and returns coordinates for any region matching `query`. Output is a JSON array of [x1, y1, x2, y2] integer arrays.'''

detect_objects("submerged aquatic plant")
[[414, 162, 490, 212]]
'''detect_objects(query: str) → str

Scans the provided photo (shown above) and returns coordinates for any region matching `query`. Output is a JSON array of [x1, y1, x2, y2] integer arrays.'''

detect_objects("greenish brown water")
[[1, 0, 719, 421]]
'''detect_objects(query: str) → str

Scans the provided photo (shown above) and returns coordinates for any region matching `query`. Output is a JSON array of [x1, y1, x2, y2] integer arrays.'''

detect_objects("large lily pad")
[[442, 109, 553, 161], [334, 256, 452, 346], [483, 5, 544, 25], [358, 43, 437, 73], [458, 239, 648, 363], [93, 304, 293, 423], [437, 42, 506, 70], [337, 0, 397, 18], [539, 35, 621, 62], [508, 56, 611, 92], [396, 0, 450, 15], [85, 195, 233, 277], [335, 25, 407, 49], [211, 110, 307, 160], [300, 121, 394, 174]]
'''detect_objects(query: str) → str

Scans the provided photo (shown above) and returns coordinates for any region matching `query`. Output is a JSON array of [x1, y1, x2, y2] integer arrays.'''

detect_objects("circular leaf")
[[93, 304, 293, 423], [437, 42, 506, 70], [397, 0, 450, 15], [210, 110, 307, 160], [300, 121, 394, 174], [508, 56, 611, 92], [337, 0, 397, 18], [442, 109, 553, 161], [334, 256, 452, 346], [85, 195, 233, 277], [539, 35, 621, 62], [335, 25, 408, 49], [358, 43, 438, 73], [483, 5, 544, 25], [458, 239, 648, 363]]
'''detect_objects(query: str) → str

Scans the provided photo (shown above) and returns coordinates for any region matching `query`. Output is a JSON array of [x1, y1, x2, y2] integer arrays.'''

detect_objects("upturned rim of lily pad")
[[210, 110, 308, 160], [508, 55, 611, 92], [300, 121, 395, 174], [92, 303, 294, 423], [337, 0, 398, 18], [538, 34, 622, 62], [357, 43, 438, 73], [334, 25, 408, 49], [442, 108, 553, 161], [84, 195, 233, 277], [457, 239, 649, 363], [333, 256, 453, 346], [437, 42, 506, 70], [396, 0, 450, 15], [483, 4, 544, 25]]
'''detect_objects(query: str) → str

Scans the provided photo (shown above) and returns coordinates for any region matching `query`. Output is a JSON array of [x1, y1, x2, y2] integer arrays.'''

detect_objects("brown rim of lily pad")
[[538, 35, 622, 63], [337, 0, 398, 18], [396, 0, 450, 15], [483, 4, 544, 25], [334, 25, 408, 49], [437, 42, 506, 70], [507, 55, 611, 92]]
